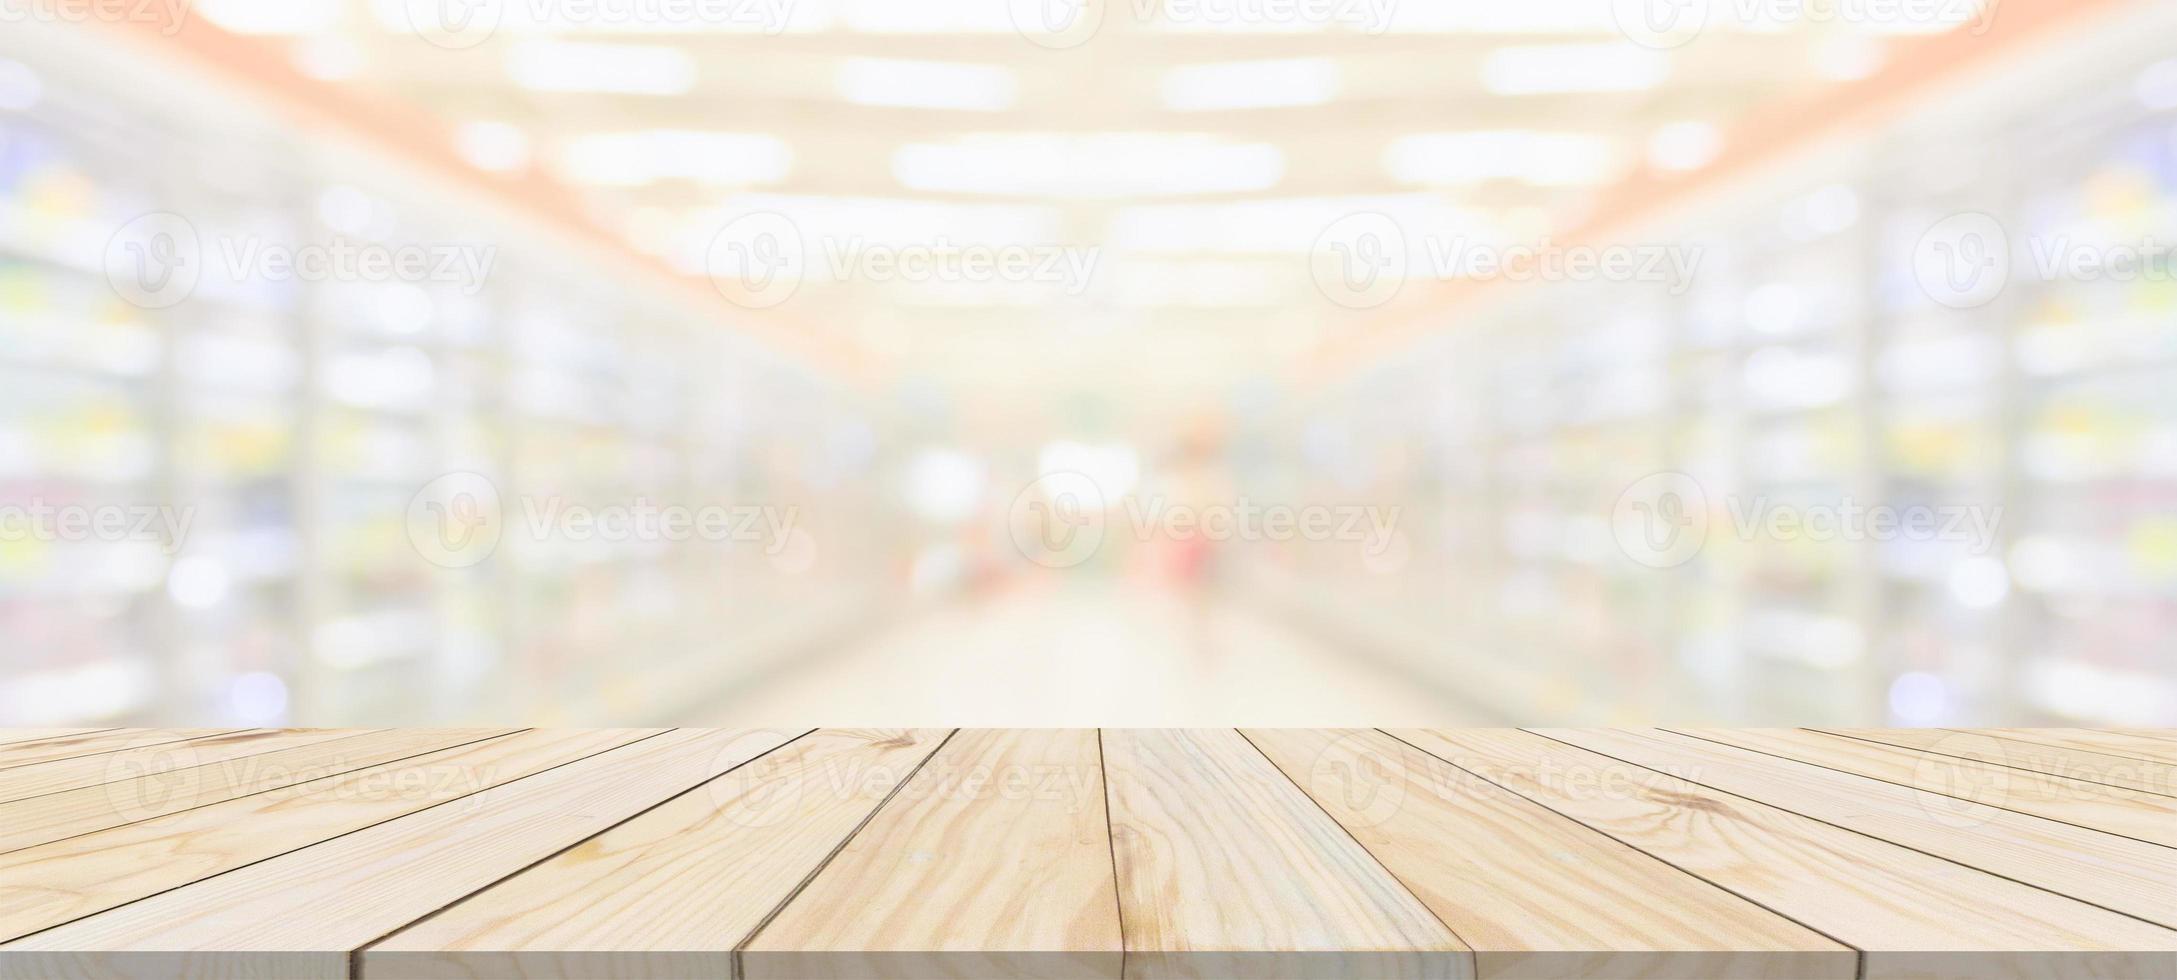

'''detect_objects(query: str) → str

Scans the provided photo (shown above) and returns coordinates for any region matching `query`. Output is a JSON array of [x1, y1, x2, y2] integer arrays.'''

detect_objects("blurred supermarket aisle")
[[696, 578, 1493, 727], [5, 1, 2177, 729]]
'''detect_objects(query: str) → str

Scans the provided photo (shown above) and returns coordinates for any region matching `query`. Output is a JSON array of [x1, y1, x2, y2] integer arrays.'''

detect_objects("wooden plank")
[[1981, 729, 2177, 765], [0, 728, 508, 856], [0, 732, 111, 754], [1545, 728, 2177, 930], [0, 730, 241, 773], [364, 728, 943, 980], [0, 728, 805, 979], [744, 728, 1121, 980], [1102, 729, 1469, 980], [1825, 728, 2177, 800], [0, 728, 634, 944], [1245, 729, 1853, 980], [1685, 728, 2177, 848], [1391, 729, 2177, 979], [0, 729, 370, 806]]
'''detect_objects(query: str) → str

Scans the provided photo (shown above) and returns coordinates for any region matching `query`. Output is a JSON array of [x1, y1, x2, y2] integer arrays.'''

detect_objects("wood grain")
[[1547, 727, 2177, 930], [1103, 729, 1469, 980], [364, 728, 936, 980], [0, 728, 370, 806], [1684, 727, 2177, 848], [745, 728, 1122, 980], [0, 732, 110, 754], [0, 728, 507, 856], [1392, 729, 2177, 979], [1245, 728, 1853, 979], [1825, 728, 2177, 800], [0, 730, 239, 773], [1, 729, 2173, 979], [1980, 729, 2177, 765], [0, 728, 622, 945], [0, 728, 802, 979]]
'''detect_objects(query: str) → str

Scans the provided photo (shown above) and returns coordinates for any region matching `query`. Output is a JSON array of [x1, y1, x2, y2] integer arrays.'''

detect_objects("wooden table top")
[[0, 727, 2173, 978]]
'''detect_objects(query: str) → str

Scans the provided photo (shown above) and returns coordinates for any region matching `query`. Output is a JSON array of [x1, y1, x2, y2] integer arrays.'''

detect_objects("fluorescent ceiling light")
[[559, 131, 792, 186], [1160, 58, 1340, 111], [1481, 44, 1668, 94], [837, 58, 1016, 111], [1383, 131, 1622, 187], [506, 41, 697, 95], [894, 135, 1284, 197]]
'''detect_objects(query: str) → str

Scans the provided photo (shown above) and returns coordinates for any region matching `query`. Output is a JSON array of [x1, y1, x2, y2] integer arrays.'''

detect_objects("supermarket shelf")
[[3, 728, 2177, 977], [1326, 0, 2157, 377], [0, 26, 897, 727], [1261, 3, 2177, 727]]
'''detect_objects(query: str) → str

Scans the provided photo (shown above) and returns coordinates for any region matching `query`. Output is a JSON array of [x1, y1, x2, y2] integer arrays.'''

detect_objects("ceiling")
[[183, 0, 1952, 423]]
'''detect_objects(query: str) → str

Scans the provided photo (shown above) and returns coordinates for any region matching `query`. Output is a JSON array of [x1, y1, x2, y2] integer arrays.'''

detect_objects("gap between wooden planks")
[[0, 729, 2169, 979]]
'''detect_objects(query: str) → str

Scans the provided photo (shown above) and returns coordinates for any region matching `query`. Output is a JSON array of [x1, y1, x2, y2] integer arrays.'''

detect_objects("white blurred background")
[[1, 0, 2174, 727]]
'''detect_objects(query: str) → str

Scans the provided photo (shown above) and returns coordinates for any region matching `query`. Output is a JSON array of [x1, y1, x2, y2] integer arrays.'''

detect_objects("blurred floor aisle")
[[697, 578, 1486, 727]]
